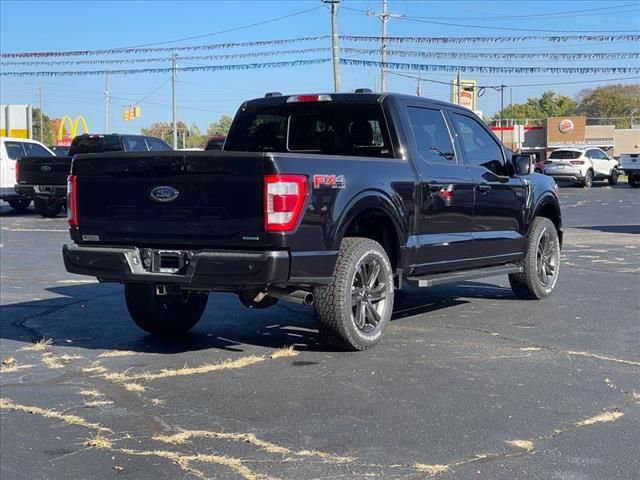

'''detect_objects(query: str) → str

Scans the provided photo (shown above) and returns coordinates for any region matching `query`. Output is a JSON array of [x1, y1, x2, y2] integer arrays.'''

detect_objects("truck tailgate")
[[72, 151, 268, 248], [17, 156, 72, 185]]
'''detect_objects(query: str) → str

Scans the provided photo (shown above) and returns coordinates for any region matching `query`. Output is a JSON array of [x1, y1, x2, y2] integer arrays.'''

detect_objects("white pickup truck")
[[0, 136, 55, 211], [618, 153, 640, 188]]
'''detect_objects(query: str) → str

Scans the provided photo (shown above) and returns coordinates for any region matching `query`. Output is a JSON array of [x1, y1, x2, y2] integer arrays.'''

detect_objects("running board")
[[406, 264, 523, 288]]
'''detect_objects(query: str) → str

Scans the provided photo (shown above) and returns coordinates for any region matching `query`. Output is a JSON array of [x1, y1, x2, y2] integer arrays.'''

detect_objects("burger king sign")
[[558, 118, 575, 134]]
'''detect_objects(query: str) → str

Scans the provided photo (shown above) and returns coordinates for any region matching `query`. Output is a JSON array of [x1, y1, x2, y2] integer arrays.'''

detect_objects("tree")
[[576, 84, 640, 129], [207, 115, 233, 136], [492, 90, 577, 124], [32, 108, 55, 145]]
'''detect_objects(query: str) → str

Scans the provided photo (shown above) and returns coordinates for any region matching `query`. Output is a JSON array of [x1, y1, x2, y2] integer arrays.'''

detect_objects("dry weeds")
[[565, 351, 640, 367], [270, 346, 298, 359], [82, 362, 108, 374], [414, 463, 452, 477], [84, 400, 114, 407], [98, 351, 137, 358], [20, 338, 53, 352], [574, 411, 624, 427], [507, 439, 535, 452], [85, 434, 113, 449], [0, 398, 111, 432], [0, 363, 35, 374]]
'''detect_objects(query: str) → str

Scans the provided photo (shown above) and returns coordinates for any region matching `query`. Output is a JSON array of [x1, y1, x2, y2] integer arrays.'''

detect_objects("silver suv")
[[544, 147, 619, 188]]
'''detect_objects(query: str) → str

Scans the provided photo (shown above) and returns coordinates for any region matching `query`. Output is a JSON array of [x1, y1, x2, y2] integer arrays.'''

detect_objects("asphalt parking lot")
[[1, 183, 638, 480]]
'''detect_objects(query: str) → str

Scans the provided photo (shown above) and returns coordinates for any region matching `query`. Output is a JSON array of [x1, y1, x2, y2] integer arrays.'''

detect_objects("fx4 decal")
[[313, 174, 346, 189]]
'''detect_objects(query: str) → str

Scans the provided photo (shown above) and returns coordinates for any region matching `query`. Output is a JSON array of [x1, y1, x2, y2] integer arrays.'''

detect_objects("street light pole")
[[367, 0, 401, 92]]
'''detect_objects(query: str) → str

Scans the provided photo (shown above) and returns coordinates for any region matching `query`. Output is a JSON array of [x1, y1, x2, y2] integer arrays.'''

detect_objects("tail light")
[[264, 175, 307, 232], [570, 160, 585, 165], [67, 175, 78, 226], [15, 160, 21, 182]]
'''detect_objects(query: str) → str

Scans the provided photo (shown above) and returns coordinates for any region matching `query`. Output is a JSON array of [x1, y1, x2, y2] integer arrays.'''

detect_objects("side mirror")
[[513, 154, 534, 176]]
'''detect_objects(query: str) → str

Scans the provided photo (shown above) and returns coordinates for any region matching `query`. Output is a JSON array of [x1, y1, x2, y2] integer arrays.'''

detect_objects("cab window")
[[123, 136, 148, 152], [23, 143, 53, 157], [451, 113, 507, 176], [146, 138, 172, 151], [4, 142, 26, 159], [406, 106, 456, 163]]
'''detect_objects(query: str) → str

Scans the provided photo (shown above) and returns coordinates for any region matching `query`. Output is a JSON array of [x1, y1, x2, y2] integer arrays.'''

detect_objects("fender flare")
[[331, 189, 407, 251]]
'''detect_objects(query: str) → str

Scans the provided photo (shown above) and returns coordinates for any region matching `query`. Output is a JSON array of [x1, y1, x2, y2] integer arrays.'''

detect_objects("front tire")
[[629, 173, 640, 188], [581, 170, 593, 188], [314, 238, 394, 351], [608, 169, 619, 186], [8, 198, 31, 212], [509, 217, 560, 300], [124, 283, 208, 335], [33, 197, 62, 217]]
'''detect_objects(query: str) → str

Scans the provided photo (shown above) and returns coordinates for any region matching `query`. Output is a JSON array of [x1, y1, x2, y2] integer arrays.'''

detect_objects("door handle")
[[476, 184, 492, 193], [428, 183, 445, 192]]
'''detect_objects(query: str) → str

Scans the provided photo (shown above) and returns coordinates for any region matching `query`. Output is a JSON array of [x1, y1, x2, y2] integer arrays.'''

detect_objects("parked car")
[[618, 153, 640, 188], [63, 92, 562, 350], [16, 133, 172, 217], [544, 147, 619, 188], [1, 136, 54, 212], [49, 145, 70, 156], [204, 135, 225, 150]]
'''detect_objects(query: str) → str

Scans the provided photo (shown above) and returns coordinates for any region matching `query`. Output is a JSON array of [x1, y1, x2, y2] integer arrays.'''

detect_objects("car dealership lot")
[[1, 185, 638, 480]]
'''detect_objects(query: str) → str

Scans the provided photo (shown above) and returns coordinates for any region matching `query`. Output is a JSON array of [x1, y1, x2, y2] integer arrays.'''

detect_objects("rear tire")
[[8, 199, 31, 212], [581, 170, 593, 188], [33, 197, 62, 217], [314, 237, 394, 351], [124, 283, 208, 335], [509, 217, 560, 300], [629, 173, 640, 188], [608, 169, 619, 186]]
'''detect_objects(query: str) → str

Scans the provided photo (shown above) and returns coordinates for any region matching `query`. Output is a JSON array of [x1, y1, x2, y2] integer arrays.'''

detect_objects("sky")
[[1, 0, 639, 140]]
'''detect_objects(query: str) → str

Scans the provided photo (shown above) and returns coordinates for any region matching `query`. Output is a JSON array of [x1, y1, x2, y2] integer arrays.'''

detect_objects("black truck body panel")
[[15, 134, 171, 201], [64, 93, 561, 290]]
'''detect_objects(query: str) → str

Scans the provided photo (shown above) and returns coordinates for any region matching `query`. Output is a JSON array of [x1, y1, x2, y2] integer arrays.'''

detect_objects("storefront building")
[[491, 116, 640, 161]]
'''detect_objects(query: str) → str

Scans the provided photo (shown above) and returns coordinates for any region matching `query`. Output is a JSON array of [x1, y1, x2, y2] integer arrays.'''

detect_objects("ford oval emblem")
[[150, 186, 180, 202], [41, 165, 52, 172]]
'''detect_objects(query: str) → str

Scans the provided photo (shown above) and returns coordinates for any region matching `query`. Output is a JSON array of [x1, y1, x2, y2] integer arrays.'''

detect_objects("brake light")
[[264, 175, 307, 232], [570, 160, 585, 165], [286, 94, 332, 103], [67, 175, 78, 227], [15, 159, 20, 182]]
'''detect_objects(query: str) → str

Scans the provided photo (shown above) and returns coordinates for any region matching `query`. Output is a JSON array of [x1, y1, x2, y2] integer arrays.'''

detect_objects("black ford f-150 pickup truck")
[[63, 92, 562, 350], [16, 133, 172, 217]]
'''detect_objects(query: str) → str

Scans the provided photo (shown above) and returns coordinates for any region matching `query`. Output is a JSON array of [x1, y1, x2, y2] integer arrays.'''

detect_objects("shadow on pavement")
[[574, 224, 640, 234], [0, 281, 517, 355]]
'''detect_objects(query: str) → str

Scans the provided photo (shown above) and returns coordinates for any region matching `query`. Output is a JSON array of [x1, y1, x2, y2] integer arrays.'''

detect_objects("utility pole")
[[39, 81, 44, 143], [368, 0, 401, 92], [456, 69, 461, 106], [500, 84, 505, 143], [104, 71, 110, 133], [323, 0, 341, 92], [172, 53, 178, 150]]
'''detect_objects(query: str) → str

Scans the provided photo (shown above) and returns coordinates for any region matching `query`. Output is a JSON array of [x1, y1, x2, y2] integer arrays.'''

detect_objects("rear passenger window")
[[123, 137, 148, 152], [146, 138, 172, 151], [4, 142, 26, 159], [406, 107, 456, 163], [451, 113, 507, 176], [23, 143, 52, 157]]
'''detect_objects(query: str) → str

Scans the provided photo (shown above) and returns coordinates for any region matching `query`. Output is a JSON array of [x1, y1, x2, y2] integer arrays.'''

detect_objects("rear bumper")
[[545, 168, 585, 183], [62, 244, 335, 288], [15, 184, 66, 198]]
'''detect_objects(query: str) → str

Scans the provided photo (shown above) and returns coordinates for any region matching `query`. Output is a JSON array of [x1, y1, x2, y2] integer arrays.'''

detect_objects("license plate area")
[[152, 250, 189, 273], [35, 185, 56, 194]]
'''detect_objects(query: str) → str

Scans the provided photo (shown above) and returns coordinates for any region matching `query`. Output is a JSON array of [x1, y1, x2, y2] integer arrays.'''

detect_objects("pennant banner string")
[[0, 58, 332, 77], [2, 48, 639, 67], [2, 33, 639, 59], [340, 58, 640, 74]]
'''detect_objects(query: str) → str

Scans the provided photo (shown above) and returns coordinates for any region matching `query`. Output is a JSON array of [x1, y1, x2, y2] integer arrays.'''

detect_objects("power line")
[[387, 70, 640, 88], [394, 3, 639, 21], [119, 6, 324, 49], [341, 4, 640, 33]]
